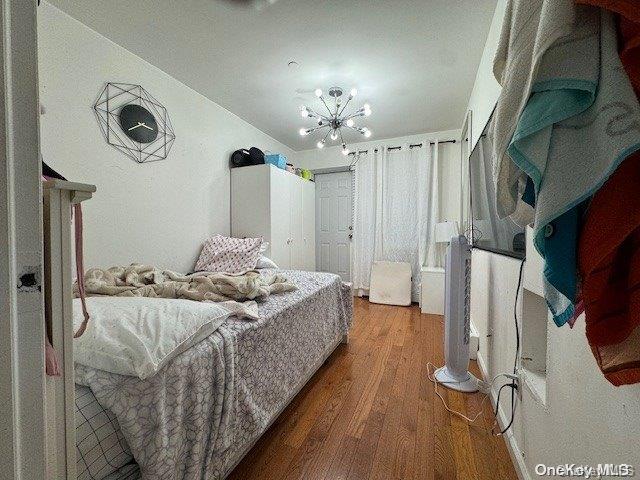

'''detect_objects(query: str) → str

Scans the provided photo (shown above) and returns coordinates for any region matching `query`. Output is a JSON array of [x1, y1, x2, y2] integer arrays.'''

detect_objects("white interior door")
[[315, 171, 353, 282]]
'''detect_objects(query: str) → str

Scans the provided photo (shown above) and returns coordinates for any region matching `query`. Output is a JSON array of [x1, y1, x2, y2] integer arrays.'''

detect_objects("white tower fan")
[[434, 234, 479, 392]]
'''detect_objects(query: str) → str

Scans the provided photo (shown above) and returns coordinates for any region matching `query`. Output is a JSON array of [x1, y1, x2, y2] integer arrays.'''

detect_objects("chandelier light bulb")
[[297, 85, 371, 156]]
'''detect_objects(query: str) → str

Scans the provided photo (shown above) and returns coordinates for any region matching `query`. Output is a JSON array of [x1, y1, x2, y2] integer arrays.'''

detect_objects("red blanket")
[[579, 152, 640, 386], [577, 0, 640, 386], [577, 0, 640, 95]]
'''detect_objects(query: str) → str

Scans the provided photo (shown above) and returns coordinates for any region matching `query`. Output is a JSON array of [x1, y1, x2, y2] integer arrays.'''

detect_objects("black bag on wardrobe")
[[230, 149, 251, 168], [230, 147, 265, 168], [248, 147, 264, 164]]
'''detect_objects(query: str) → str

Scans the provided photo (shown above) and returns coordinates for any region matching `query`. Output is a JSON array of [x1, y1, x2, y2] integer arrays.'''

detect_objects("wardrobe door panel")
[[289, 176, 305, 270], [231, 165, 270, 240], [270, 168, 291, 269], [302, 181, 316, 271]]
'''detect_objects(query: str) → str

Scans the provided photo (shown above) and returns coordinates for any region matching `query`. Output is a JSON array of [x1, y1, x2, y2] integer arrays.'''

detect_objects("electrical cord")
[[427, 251, 527, 435], [493, 256, 526, 436], [426, 362, 491, 424], [427, 362, 520, 434], [427, 363, 524, 429]]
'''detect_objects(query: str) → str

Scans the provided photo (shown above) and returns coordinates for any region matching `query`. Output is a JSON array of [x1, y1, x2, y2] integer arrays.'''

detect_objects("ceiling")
[[48, 0, 496, 151]]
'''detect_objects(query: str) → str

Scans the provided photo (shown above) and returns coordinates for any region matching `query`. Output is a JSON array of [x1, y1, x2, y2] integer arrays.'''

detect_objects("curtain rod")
[[347, 138, 456, 155]]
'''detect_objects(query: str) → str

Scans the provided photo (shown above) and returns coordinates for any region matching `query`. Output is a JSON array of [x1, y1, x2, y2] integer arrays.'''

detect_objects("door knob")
[[348, 233, 353, 240]]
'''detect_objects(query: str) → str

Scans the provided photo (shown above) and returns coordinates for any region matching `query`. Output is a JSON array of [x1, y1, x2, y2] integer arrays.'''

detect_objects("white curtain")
[[352, 141, 440, 301], [424, 140, 441, 268], [353, 151, 376, 296]]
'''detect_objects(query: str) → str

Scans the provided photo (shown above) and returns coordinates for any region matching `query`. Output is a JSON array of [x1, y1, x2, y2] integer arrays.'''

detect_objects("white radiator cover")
[[369, 261, 412, 306]]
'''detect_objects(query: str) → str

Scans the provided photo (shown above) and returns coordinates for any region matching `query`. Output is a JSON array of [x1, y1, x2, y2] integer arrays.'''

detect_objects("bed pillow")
[[75, 384, 133, 479], [255, 255, 279, 269], [194, 234, 263, 274], [73, 297, 230, 379]]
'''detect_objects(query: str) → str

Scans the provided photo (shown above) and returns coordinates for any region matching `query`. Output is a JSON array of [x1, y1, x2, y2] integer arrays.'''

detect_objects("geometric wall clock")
[[94, 83, 176, 163]]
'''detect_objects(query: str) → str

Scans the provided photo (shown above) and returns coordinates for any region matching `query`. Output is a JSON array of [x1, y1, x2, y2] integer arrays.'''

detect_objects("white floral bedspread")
[[76, 270, 352, 479]]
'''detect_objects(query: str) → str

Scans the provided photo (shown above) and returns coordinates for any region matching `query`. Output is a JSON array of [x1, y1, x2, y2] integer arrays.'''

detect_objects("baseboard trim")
[[476, 352, 531, 480]]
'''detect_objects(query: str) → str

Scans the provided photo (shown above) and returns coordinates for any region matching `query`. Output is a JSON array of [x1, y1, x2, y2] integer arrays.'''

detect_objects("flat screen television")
[[468, 113, 525, 259]]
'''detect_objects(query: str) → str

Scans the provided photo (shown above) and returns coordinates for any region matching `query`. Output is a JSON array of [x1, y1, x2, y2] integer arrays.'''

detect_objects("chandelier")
[[298, 86, 372, 155]]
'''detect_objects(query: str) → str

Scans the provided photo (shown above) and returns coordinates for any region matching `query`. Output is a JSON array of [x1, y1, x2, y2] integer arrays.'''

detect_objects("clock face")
[[119, 104, 159, 143]]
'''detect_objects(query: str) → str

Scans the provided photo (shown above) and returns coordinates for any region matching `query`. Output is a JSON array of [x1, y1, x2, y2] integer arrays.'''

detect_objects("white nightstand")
[[420, 267, 445, 315]]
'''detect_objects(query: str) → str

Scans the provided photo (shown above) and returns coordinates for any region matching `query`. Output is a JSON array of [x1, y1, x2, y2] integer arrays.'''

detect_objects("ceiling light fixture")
[[298, 86, 372, 153]]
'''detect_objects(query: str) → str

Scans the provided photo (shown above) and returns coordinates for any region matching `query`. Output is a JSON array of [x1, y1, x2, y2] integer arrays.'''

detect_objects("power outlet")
[[502, 372, 522, 400], [513, 372, 523, 400]]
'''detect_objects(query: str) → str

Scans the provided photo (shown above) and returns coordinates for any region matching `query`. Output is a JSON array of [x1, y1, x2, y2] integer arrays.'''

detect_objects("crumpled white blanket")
[[74, 263, 297, 320]]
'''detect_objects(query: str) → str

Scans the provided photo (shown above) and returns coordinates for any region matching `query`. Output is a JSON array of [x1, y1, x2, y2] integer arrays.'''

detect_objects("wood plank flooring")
[[228, 298, 518, 480]]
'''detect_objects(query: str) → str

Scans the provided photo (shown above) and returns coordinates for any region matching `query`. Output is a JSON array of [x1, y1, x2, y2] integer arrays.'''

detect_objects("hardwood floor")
[[228, 298, 518, 480]]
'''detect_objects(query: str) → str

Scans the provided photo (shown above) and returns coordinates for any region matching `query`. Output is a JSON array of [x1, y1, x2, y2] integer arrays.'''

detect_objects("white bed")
[[75, 269, 352, 479]]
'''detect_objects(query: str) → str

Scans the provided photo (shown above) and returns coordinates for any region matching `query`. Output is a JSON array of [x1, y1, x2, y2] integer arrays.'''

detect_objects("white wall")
[[37, 2, 295, 272], [466, 0, 507, 149], [468, 2, 640, 478], [296, 129, 462, 225]]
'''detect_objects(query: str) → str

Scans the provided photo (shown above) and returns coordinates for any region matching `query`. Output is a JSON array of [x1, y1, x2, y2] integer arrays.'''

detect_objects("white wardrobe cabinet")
[[231, 164, 316, 271]]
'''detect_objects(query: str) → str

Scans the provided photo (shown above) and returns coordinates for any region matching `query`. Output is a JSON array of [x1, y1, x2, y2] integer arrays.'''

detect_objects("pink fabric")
[[567, 298, 584, 328], [45, 337, 61, 376], [194, 234, 263, 274], [41, 174, 89, 378], [73, 204, 90, 338], [42, 175, 83, 374]]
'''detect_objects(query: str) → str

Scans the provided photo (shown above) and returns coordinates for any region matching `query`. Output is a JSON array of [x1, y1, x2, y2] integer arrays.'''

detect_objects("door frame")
[[313, 168, 354, 282], [459, 110, 472, 234], [0, 0, 47, 478]]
